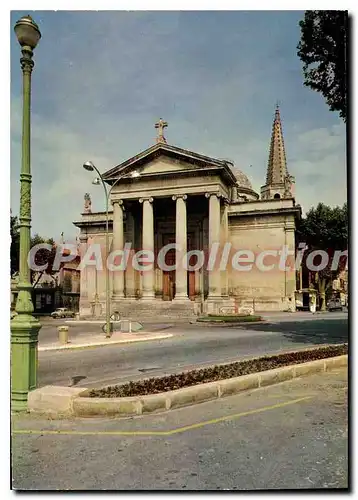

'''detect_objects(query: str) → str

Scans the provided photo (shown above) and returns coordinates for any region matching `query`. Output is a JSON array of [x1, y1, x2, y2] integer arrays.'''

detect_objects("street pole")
[[11, 15, 42, 411], [83, 162, 133, 336], [104, 184, 111, 338], [94, 266, 98, 301], [83, 162, 120, 338]]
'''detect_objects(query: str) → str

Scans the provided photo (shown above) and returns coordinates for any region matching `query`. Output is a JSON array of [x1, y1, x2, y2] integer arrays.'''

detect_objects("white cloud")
[[290, 123, 347, 213], [11, 97, 118, 240]]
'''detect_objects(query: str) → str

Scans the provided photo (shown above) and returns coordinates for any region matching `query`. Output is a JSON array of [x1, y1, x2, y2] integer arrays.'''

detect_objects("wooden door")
[[162, 233, 196, 300], [162, 235, 176, 301], [188, 269, 196, 300], [187, 234, 196, 300]]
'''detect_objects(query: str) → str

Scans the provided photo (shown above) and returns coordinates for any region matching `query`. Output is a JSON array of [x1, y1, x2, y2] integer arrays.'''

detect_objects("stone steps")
[[85, 300, 198, 320]]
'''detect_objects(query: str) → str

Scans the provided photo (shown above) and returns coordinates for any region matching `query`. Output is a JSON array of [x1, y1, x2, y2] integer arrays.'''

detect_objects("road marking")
[[167, 397, 311, 435], [12, 396, 311, 437]]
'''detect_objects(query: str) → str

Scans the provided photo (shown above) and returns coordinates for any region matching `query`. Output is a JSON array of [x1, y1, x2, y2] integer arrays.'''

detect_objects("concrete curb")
[[38, 333, 173, 352], [28, 354, 347, 417]]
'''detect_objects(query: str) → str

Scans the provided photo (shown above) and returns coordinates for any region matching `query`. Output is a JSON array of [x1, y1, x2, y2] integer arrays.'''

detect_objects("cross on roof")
[[155, 118, 168, 144]]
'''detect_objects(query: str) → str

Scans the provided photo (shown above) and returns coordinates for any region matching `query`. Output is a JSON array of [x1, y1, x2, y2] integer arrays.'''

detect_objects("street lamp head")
[[92, 177, 101, 185], [14, 15, 41, 50], [83, 161, 95, 172]]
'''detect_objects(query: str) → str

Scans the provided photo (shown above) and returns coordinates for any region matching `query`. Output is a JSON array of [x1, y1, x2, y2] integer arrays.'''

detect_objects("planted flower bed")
[[88, 344, 347, 398]]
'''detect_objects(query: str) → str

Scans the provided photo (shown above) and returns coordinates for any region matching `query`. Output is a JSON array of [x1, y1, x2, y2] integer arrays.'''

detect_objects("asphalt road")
[[37, 312, 348, 389], [12, 367, 348, 490]]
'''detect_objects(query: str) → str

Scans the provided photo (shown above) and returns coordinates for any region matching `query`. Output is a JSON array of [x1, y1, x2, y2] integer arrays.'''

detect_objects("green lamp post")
[[11, 15, 42, 411]]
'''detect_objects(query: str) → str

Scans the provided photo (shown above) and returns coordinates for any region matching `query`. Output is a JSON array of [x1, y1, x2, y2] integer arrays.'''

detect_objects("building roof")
[[102, 142, 237, 185], [230, 166, 253, 190]]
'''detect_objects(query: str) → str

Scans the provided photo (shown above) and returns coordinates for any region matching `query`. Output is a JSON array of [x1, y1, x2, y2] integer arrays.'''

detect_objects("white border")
[[3, 5, 354, 497]]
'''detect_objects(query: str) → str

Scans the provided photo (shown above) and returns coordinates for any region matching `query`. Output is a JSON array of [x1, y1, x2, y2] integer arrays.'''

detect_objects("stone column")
[[140, 197, 155, 300], [112, 200, 125, 299], [173, 194, 189, 300], [221, 199, 229, 297], [78, 234, 91, 317], [284, 218, 296, 311], [194, 225, 201, 297], [206, 192, 222, 299], [125, 210, 136, 298], [79, 234, 88, 300], [203, 216, 209, 298]]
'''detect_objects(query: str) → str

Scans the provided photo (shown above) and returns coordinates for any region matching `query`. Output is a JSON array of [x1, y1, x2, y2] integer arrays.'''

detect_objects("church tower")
[[260, 105, 295, 200]]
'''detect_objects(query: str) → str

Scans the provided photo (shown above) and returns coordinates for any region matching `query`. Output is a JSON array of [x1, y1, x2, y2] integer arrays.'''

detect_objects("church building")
[[74, 107, 301, 319]]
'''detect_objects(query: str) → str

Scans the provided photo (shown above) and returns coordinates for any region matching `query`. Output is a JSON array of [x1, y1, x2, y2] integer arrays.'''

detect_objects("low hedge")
[[88, 344, 347, 398]]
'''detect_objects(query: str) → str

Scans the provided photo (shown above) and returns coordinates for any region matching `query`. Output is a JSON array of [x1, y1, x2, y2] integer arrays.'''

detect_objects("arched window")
[[274, 193, 281, 199]]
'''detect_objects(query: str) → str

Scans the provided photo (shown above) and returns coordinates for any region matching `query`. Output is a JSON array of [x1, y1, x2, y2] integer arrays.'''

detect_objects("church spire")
[[261, 105, 295, 200], [266, 103, 288, 184]]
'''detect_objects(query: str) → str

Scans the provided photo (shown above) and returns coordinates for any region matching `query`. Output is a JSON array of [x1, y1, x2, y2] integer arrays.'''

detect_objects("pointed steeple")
[[266, 104, 288, 184], [261, 105, 295, 200]]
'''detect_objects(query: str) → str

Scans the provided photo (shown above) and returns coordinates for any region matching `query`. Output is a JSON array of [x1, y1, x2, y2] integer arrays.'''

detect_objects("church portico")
[[74, 111, 301, 319]]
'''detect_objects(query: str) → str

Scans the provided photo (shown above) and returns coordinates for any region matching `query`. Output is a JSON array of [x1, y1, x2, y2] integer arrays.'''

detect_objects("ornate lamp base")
[[11, 295, 41, 412]]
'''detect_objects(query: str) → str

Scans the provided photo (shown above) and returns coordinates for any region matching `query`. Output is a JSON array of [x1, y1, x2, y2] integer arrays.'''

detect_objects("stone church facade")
[[74, 108, 301, 319]]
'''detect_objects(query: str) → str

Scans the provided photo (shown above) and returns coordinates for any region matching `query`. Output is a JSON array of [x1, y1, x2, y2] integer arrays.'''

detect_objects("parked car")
[[51, 308, 75, 319], [327, 298, 343, 312]]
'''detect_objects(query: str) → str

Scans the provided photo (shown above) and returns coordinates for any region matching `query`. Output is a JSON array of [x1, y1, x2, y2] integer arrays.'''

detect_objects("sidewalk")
[[39, 330, 174, 352]]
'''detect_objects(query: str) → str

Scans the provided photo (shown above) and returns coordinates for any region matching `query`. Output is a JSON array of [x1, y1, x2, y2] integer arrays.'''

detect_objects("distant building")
[[11, 245, 81, 314]]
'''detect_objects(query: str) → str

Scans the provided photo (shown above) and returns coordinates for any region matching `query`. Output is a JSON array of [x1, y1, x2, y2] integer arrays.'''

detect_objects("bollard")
[[58, 326, 69, 344], [120, 320, 131, 333]]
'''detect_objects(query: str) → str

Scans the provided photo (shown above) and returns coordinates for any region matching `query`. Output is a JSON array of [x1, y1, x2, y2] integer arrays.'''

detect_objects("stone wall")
[[227, 212, 296, 311]]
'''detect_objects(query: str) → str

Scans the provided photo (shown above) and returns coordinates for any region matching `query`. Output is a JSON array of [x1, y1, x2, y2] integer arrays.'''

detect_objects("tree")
[[10, 214, 20, 275], [297, 11, 348, 122], [296, 202, 348, 310], [10, 214, 62, 285], [31, 234, 60, 286]]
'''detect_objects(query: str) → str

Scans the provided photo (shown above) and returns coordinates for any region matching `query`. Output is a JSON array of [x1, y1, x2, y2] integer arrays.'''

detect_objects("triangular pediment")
[[102, 143, 237, 185], [122, 153, 216, 178], [137, 155, 200, 175]]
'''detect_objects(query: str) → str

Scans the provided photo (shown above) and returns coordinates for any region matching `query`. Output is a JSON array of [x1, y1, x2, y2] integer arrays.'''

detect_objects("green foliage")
[[10, 214, 59, 282], [10, 214, 20, 275], [296, 202, 348, 309], [31, 233, 58, 277], [296, 202, 348, 251], [297, 10, 348, 121]]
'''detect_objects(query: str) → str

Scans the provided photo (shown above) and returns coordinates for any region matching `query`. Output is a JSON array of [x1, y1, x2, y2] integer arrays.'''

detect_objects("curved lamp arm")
[[90, 165, 108, 203], [107, 177, 125, 207]]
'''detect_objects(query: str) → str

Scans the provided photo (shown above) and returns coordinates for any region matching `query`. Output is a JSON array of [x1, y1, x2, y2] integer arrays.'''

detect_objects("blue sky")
[[10, 10, 347, 241]]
